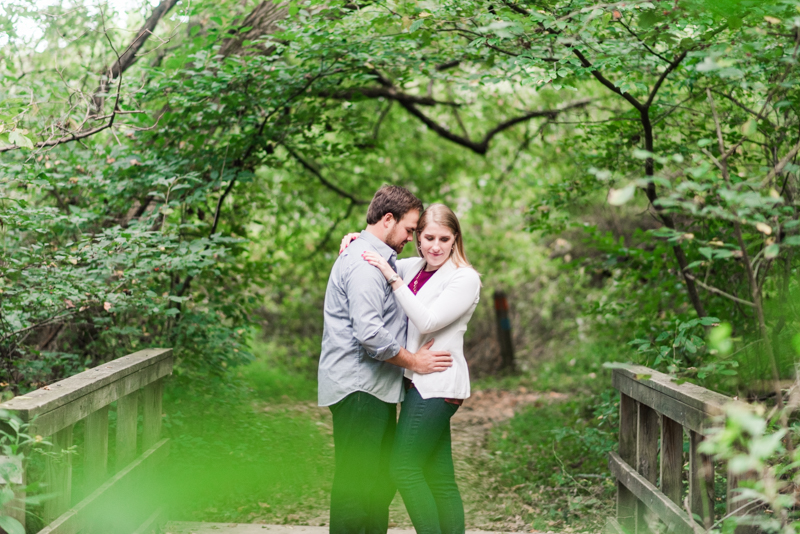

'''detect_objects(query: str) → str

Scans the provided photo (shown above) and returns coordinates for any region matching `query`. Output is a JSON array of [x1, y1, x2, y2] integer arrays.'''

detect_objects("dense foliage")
[[2, 0, 800, 531]]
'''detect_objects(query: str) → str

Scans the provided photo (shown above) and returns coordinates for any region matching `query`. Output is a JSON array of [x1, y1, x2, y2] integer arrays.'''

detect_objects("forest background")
[[2, 0, 800, 532]]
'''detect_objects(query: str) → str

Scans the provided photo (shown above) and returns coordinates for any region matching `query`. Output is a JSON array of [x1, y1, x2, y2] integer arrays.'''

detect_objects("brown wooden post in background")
[[493, 290, 515, 371]]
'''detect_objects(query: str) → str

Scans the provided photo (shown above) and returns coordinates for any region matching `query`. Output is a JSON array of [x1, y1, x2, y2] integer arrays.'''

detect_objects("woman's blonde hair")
[[415, 204, 472, 268]]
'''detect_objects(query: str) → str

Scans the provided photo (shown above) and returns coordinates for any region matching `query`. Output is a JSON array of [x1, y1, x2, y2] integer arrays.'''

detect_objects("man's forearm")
[[385, 346, 416, 372]]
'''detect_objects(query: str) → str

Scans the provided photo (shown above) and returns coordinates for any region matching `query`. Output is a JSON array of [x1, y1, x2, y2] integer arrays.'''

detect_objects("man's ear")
[[382, 212, 395, 228]]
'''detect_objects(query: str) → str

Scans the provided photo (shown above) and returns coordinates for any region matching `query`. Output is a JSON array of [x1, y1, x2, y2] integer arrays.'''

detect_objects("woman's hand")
[[339, 232, 361, 255], [362, 250, 397, 281]]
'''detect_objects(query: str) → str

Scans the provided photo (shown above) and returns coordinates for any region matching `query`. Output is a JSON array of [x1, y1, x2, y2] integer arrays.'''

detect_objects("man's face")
[[385, 209, 420, 254]]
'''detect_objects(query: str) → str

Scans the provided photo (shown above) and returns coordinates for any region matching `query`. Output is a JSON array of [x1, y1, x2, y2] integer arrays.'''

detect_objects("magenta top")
[[409, 268, 436, 295]]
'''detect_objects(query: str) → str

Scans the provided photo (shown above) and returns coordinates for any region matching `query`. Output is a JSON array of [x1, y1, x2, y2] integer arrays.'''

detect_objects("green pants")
[[329, 391, 397, 534]]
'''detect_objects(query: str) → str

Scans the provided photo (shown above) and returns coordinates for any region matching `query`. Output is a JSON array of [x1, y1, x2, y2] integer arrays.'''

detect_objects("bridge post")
[[116, 392, 140, 470], [689, 430, 714, 529], [660, 416, 683, 507], [636, 404, 659, 531], [617, 393, 637, 533], [44, 424, 74, 524]]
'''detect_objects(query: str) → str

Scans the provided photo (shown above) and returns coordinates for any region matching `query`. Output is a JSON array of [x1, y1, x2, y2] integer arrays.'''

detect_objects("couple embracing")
[[318, 185, 481, 534]]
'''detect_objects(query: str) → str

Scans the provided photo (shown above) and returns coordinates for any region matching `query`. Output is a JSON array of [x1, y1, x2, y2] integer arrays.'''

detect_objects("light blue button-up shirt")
[[318, 230, 407, 407]]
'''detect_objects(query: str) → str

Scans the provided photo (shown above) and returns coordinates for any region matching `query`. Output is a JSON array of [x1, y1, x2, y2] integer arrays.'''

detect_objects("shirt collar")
[[360, 229, 398, 262]]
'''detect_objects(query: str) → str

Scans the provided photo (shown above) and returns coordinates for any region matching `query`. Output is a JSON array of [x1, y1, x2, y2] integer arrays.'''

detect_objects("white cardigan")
[[395, 257, 481, 400]]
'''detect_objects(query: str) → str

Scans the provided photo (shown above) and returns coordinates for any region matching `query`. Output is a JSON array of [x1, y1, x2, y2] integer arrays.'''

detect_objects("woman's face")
[[418, 220, 455, 270]]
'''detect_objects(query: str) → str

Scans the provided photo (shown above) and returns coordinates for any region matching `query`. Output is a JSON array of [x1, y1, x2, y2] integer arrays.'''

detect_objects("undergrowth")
[[475, 340, 629, 532], [162, 337, 331, 525]]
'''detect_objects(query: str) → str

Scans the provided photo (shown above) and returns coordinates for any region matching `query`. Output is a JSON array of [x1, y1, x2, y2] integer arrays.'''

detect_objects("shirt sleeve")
[[393, 268, 481, 335], [344, 259, 402, 361]]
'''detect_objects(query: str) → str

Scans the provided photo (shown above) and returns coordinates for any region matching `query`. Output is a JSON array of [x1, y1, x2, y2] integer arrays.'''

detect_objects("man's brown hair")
[[366, 185, 423, 225]]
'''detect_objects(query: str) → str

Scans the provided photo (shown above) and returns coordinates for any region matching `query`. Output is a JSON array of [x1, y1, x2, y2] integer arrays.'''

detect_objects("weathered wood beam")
[[37, 439, 170, 534], [609, 452, 697, 534]]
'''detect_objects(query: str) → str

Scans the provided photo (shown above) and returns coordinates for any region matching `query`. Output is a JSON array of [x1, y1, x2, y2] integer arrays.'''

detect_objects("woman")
[[341, 203, 481, 534]]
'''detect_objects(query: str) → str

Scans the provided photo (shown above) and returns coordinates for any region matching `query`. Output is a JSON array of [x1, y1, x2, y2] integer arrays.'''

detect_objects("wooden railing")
[[608, 364, 751, 534], [1, 348, 173, 533]]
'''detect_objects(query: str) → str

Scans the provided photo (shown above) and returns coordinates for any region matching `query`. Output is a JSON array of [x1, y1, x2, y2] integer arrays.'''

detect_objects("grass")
[[471, 339, 632, 532], [161, 339, 333, 525], [482, 394, 618, 532]]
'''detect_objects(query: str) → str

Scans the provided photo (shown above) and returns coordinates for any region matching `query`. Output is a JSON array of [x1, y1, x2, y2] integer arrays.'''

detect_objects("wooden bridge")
[[0, 350, 760, 533]]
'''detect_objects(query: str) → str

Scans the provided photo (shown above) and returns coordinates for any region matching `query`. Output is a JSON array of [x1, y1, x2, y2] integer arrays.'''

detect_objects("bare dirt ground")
[[257, 388, 567, 533]]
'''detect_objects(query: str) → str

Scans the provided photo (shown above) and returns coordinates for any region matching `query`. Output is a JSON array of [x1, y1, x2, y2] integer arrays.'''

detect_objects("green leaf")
[[697, 138, 714, 147], [8, 130, 33, 149], [410, 19, 425, 32], [638, 11, 661, 28], [0, 516, 24, 534], [718, 67, 744, 79], [764, 243, 779, 259], [699, 316, 721, 326]]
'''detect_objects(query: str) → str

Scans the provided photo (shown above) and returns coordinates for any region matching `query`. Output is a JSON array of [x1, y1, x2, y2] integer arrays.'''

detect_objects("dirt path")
[[437, 389, 567, 533]]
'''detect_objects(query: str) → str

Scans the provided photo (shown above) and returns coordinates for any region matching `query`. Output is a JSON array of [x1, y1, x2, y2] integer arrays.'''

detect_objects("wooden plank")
[[619, 393, 637, 464], [1, 349, 172, 418], [608, 452, 696, 534], [617, 394, 637, 533], [614, 373, 709, 433], [26, 357, 172, 437], [660, 416, 683, 507], [131, 507, 168, 534], [636, 404, 659, 484], [636, 404, 659, 532], [116, 391, 139, 471], [689, 430, 714, 528], [84, 406, 109, 491], [612, 364, 731, 415], [38, 438, 170, 534], [44, 424, 74, 524], [142, 379, 164, 450]]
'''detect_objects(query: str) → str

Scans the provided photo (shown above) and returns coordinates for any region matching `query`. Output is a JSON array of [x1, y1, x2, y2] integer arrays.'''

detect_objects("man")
[[318, 185, 453, 534]]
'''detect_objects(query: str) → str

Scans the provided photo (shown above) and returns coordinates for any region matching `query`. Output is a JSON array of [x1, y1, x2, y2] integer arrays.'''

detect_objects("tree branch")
[[283, 145, 369, 205], [572, 48, 643, 111], [760, 138, 800, 188], [322, 86, 461, 106], [683, 273, 755, 307], [396, 97, 591, 155], [644, 51, 686, 108], [617, 19, 671, 63], [500, 0, 530, 15], [93, 0, 180, 112]]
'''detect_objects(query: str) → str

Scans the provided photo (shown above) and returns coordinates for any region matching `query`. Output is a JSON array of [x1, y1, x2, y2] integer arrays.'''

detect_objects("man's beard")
[[385, 230, 407, 254]]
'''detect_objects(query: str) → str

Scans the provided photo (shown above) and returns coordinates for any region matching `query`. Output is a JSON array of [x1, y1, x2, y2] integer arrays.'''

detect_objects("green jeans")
[[390, 386, 464, 534], [329, 391, 397, 534]]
